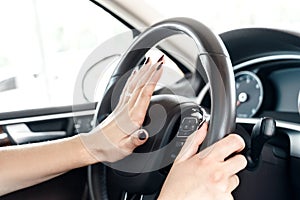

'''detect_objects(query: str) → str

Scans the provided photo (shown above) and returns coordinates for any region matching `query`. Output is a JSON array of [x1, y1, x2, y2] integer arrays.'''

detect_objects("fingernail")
[[131, 68, 137, 75], [157, 55, 164, 63], [138, 130, 147, 140], [141, 57, 146, 64], [156, 62, 163, 71], [144, 57, 150, 64]]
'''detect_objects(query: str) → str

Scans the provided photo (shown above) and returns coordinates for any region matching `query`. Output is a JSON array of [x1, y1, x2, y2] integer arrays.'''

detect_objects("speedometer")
[[235, 71, 263, 118]]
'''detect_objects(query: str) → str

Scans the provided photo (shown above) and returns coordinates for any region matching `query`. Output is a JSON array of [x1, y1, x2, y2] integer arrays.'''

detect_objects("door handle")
[[5, 123, 67, 144]]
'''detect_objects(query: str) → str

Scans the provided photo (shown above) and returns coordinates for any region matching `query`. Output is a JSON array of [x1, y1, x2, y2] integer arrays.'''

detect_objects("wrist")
[[76, 133, 102, 165]]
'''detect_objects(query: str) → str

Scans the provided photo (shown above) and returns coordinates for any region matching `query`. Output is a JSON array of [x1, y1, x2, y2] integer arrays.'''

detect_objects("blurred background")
[[1, 0, 299, 113]]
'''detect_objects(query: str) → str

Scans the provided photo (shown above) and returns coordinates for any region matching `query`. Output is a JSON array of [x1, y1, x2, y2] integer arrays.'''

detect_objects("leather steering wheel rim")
[[88, 17, 236, 200]]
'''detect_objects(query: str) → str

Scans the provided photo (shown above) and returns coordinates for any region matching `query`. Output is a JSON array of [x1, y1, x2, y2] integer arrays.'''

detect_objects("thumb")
[[127, 129, 149, 150], [175, 122, 208, 162]]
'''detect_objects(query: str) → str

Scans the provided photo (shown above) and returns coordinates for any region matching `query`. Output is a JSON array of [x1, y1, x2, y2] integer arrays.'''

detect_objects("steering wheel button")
[[170, 153, 177, 159], [183, 124, 190, 130], [175, 141, 185, 147], [180, 117, 198, 131], [177, 131, 191, 137], [187, 118, 197, 124]]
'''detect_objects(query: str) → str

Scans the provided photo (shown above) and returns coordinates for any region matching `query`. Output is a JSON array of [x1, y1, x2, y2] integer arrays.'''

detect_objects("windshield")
[[144, 0, 300, 33]]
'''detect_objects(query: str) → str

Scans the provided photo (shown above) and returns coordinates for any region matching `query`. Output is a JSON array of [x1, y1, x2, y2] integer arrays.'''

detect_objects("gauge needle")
[[236, 100, 241, 107]]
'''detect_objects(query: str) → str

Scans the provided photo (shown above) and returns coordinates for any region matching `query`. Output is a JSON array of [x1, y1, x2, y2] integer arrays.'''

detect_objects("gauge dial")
[[235, 71, 263, 118]]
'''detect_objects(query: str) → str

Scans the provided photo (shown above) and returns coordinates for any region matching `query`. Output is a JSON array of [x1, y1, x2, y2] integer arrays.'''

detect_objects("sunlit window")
[[144, 0, 300, 33], [0, 0, 128, 112]]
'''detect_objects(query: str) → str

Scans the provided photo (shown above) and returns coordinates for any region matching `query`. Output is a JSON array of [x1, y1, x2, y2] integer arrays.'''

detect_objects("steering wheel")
[[88, 17, 236, 200]]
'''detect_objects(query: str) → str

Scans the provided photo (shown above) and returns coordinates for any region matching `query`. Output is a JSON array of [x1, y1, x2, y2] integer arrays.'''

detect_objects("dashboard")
[[235, 70, 263, 118], [217, 28, 300, 200], [234, 57, 300, 121], [199, 54, 300, 124], [221, 28, 300, 123]]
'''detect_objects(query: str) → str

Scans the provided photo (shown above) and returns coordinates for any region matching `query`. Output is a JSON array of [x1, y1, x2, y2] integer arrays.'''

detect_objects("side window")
[[0, 0, 129, 113]]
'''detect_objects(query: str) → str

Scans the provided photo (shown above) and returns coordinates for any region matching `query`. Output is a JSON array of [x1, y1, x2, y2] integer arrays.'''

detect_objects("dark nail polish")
[[131, 68, 137, 75], [156, 62, 163, 71], [157, 55, 164, 63], [138, 131, 147, 140], [145, 57, 150, 64], [140, 57, 146, 64]]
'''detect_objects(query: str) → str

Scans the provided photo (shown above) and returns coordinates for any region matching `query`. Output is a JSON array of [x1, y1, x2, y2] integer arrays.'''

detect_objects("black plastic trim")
[[0, 102, 97, 121]]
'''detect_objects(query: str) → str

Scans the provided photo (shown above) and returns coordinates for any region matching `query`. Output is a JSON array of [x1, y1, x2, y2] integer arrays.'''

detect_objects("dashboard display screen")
[[235, 71, 263, 118], [269, 68, 300, 113]]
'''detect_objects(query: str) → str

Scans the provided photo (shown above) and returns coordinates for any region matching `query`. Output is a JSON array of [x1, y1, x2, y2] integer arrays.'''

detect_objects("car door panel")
[[0, 103, 95, 199], [0, 168, 87, 200]]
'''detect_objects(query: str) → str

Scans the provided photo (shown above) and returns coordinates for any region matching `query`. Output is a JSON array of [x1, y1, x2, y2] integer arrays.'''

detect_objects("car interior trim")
[[0, 110, 95, 126], [233, 54, 300, 71], [5, 123, 67, 144], [196, 54, 300, 104]]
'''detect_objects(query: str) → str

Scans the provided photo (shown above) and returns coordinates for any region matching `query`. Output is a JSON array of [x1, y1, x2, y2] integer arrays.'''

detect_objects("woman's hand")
[[79, 56, 164, 163], [0, 57, 165, 196], [158, 123, 247, 200]]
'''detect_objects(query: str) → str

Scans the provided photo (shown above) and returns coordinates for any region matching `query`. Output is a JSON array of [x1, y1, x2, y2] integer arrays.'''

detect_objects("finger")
[[226, 175, 240, 193], [118, 58, 152, 107], [133, 62, 163, 107], [117, 68, 139, 108], [176, 123, 208, 162], [127, 57, 152, 93], [224, 154, 247, 175], [128, 58, 152, 93], [124, 129, 149, 151], [209, 134, 245, 161], [128, 60, 158, 109], [129, 62, 164, 125], [128, 56, 164, 107]]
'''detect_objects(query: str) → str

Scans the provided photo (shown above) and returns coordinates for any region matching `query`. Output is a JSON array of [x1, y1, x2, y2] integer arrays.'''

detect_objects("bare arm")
[[0, 57, 164, 196], [0, 135, 94, 195]]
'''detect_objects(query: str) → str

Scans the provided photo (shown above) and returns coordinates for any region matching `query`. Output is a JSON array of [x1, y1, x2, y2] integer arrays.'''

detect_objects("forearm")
[[0, 58, 162, 196], [0, 134, 97, 196]]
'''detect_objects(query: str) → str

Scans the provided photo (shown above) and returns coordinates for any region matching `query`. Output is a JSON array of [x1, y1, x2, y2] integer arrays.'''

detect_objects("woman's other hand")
[[158, 123, 247, 200]]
